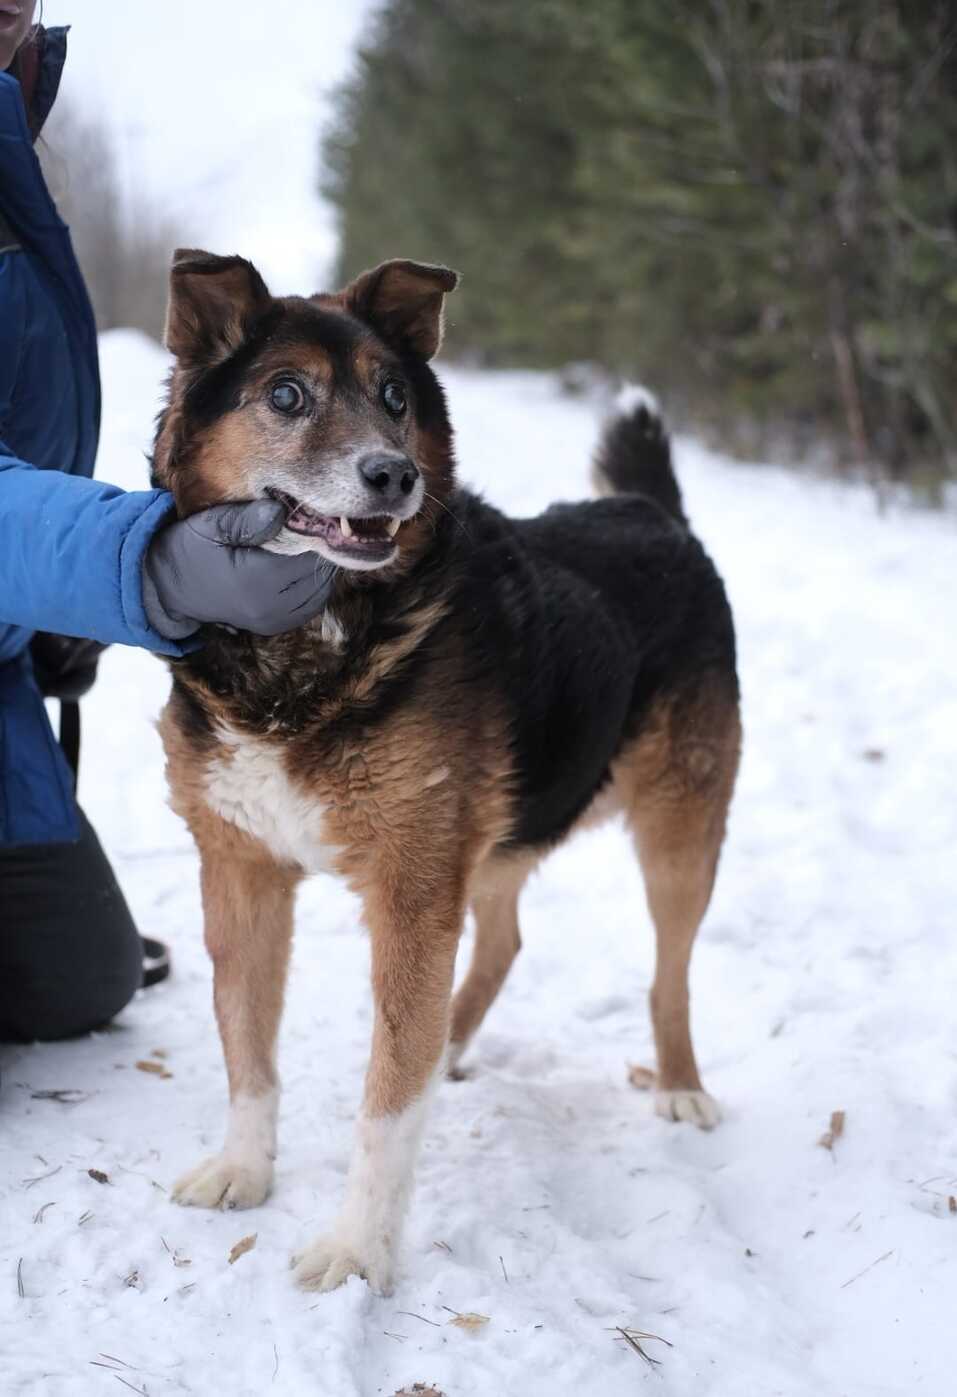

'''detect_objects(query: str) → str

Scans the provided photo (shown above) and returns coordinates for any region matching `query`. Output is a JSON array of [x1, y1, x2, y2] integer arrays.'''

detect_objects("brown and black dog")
[[152, 251, 740, 1295]]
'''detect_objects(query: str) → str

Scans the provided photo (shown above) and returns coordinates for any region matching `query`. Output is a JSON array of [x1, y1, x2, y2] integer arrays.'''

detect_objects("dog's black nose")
[[357, 453, 419, 503]]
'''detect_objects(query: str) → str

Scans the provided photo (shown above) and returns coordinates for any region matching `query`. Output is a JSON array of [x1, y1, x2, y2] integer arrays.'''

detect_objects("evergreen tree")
[[323, 0, 957, 484]]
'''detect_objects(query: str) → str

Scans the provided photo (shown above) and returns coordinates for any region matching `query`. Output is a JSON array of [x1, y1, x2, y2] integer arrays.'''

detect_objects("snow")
[[2, 330, 956, 1396]]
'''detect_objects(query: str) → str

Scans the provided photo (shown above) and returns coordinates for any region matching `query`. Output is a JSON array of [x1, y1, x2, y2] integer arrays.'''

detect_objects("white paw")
[[291, 1232, 395, 1295], [654, 1088, 722, 1130], [171, 1153, 273, 1210]]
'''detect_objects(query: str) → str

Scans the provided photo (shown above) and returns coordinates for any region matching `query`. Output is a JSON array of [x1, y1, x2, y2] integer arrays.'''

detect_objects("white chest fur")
[[204, 728, 340, 873]]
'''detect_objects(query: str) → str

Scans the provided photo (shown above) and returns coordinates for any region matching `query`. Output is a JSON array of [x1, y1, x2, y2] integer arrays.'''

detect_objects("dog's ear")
[[343, 259, 459, 361], [165, 249, 272, 364]]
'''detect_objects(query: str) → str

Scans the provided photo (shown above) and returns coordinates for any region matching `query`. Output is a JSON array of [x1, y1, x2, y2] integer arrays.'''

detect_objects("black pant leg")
[[0, 809, 142, 1042]]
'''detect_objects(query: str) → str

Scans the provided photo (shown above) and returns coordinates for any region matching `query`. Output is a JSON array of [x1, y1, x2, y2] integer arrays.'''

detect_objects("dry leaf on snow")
[[228, 1233, 257, 1265], [818, 1110, 846, 1150], [135, 1059, 173, 1079], [448, 1312, 490, 1332], [627, 1063, 657, 1090]]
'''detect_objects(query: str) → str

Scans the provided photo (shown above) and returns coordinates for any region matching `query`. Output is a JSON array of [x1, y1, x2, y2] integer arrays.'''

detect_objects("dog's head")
[[152, 251, 459, 576]]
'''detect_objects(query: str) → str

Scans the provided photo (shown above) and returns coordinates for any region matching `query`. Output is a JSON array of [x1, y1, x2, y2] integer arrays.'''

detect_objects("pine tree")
[[322, 0, 957, 484]]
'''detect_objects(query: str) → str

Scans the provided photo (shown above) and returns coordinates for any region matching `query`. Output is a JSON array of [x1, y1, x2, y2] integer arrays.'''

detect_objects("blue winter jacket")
[[0, 31, 185, 846]]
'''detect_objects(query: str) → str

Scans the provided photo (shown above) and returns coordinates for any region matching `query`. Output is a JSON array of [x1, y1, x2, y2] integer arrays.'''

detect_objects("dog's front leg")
[[173, 845, 300, 1211], [293, 883, 462, 1295]]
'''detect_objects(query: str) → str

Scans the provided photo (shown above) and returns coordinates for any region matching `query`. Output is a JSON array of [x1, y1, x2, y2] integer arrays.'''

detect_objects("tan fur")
[[160, 710, 303, 1109], [442, 685, 741, 1091], [449, 853, 539, 1066], [614, 687, 741, 1094]]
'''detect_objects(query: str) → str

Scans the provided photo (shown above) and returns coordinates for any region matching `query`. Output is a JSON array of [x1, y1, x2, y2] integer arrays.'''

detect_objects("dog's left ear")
[[165, 249, 272, 365], [343, 259, 459, 361]]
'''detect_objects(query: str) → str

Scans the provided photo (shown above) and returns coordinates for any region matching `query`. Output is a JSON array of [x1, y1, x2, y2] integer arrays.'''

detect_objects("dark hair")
[[7, 2, 43, 77]]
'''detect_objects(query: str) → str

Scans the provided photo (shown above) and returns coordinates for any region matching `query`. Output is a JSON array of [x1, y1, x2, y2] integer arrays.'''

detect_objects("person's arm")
[[0, 448, 340, 651], [0, 444, 191, 654]]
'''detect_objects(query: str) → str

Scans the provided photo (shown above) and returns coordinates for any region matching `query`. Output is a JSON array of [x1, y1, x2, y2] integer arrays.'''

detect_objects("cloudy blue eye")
[[269, 379, 305, 415], [382, 380, 407, 416]]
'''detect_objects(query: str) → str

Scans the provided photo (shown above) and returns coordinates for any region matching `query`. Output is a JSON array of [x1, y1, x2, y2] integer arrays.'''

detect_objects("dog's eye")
[[382, 380, 407, 417], [269, 380, 305, 416]]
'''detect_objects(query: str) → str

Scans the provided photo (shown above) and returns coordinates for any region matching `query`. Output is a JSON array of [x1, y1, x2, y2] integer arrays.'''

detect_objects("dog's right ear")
[[164, 249, 272, 364]]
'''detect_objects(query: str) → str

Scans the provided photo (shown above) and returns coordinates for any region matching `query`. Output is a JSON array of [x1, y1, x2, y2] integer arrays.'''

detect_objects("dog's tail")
[[591, 385, 686, 526]]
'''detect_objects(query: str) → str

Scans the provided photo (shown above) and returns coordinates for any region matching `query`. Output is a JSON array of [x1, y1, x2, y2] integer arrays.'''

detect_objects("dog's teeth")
[[385, 518, 401, 538], [340, 516, 354, 538]]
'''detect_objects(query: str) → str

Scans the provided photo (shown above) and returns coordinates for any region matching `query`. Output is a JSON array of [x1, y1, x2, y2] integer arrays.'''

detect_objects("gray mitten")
[[143, 500, 336, 640]]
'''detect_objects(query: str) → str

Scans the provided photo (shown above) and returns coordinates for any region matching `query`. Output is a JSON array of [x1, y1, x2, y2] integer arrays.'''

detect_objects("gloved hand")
[[142, 499, 336, 640]]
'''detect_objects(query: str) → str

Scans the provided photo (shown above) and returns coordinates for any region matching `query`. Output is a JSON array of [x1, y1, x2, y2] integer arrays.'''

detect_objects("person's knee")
[[0, 813, 143, 1042], [1, 922, 141, 1042]]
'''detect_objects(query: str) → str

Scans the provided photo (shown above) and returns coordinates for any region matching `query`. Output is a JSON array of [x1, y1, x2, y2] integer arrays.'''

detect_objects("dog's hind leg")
[[623, 691, 740, 1130], [292, 873, 464, 1295], [447, 855, 534, 1076], [172, 840, 300, 1210]]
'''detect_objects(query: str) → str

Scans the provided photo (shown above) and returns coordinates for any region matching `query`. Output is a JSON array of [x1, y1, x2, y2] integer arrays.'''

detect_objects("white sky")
[[41, 0, 379, 292]]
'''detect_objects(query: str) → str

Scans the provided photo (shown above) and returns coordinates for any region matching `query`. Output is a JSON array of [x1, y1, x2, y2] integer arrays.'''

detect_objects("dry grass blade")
[[113, 1377, 148, 1396], [17, 1258, 24, 1298], [396, 1311, 442, 1328], [818, 1109, 846, 1150], [23, 1164, 62, 1190], [612, 1325, 673, 1365], [30, 1088, 88, 1104], [33, 1202, 56, 1224], [228, 1233, 257, 1265], [840, 1249, 894, 1289]]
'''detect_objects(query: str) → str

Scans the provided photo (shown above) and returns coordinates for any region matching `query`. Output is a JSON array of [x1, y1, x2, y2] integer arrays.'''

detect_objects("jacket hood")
[[8, 23, 68, 138]]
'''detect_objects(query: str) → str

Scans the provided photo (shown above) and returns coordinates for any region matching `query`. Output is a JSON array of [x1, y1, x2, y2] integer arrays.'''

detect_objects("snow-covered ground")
[[2, 331, 956, 1397]]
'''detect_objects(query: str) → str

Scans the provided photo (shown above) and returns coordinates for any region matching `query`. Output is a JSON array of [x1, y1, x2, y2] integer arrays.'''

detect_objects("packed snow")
[[2, 330, 956, 1396]]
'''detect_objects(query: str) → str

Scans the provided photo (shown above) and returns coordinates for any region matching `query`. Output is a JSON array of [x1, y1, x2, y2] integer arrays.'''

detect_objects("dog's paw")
[[291, 1233, 394, 1295], [654, 1088, 722, 1130], [171, 1153, 273, 1210]]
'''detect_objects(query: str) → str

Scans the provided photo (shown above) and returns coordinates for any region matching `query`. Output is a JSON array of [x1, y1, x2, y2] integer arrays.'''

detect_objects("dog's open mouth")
[[268, 489, 403, 563]]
